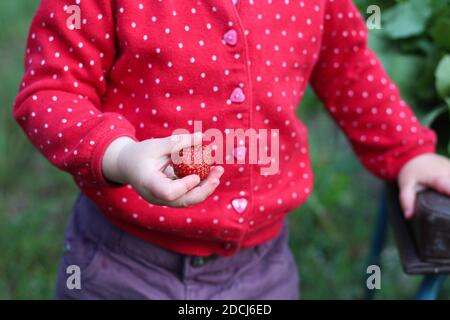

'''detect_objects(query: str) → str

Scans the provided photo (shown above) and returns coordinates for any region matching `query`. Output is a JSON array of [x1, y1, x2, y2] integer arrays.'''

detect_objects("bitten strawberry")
[[172, 145, 213, 181]]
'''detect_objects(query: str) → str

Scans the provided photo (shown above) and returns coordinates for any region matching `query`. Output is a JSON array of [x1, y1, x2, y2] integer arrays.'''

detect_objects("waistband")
[[69, 193, 289, 275]]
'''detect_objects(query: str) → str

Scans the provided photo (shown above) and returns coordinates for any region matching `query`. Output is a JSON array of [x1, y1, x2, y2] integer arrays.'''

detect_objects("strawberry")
[[172, 145, 213, 181]]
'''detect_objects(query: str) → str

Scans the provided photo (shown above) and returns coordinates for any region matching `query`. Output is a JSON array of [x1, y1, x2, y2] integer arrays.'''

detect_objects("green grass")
[[1, 0, 449, 299], [0, 0, 77, 299]]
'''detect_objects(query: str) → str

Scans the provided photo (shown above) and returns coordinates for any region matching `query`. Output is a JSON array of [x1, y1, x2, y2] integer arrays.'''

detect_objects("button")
[[231, 198, 248, 214], [230, 87, 246, 103], [64, 242, 71, 253], [190, 256, 207, 268], [233, 146, 246, 161], [224, 29, 238, 46], [223, 242, 234, 251]]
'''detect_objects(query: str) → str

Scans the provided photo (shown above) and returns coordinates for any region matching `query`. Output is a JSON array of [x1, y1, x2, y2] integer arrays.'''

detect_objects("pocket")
[[257, 228, 291, 264], [62, 234, 103, 284]]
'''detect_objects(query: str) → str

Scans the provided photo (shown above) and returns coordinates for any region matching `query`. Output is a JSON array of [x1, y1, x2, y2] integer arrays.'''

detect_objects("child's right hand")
[[102, 133, 224, 208]]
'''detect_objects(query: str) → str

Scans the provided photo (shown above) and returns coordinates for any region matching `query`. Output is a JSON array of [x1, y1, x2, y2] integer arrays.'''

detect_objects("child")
[[14, 0, 450, 299]]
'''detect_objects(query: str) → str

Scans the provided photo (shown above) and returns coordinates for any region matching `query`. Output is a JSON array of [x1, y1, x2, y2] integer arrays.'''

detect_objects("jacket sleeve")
[[13, 0, 137, 188], [310, 0, 437, 180]]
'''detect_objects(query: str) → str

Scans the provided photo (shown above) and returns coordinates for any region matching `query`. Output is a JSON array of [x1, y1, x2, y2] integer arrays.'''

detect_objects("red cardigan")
[[14, 0, 436, 256]]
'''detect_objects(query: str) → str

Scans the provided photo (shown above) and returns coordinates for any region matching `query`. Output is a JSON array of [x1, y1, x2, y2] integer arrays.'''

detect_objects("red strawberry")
[[172, 145, 213, 181]]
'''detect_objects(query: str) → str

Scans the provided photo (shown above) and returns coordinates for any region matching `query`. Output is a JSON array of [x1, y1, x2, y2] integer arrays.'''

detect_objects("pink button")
[[224, 29, 238, 46], [231, 198, 248, 214], [230, 87, 246, 103], [233, 146, 246, 161]]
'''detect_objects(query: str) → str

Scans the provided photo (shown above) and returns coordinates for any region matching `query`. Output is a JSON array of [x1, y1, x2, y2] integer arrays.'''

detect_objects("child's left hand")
[[398, 153, 450, 219]]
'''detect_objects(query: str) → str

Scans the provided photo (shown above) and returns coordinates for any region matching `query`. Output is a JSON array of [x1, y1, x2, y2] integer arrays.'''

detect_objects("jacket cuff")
[[90, 127, 137, 188], [385, 139, 437, 181]]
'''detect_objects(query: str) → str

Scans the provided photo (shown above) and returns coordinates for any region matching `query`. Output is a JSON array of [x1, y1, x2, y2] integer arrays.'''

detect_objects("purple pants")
[[55, 193, 300, 300]]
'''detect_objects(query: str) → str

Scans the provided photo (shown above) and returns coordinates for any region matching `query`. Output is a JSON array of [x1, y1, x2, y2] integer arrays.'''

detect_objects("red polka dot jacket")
[[14, 0, 436, 256]]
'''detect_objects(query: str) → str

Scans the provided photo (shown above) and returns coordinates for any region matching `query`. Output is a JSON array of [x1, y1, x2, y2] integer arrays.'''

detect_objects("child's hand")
[[102, 133, 224, 208], [398, 153, 450, 219]]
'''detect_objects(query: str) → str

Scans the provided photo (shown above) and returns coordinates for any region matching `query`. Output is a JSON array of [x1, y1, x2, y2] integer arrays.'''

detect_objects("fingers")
[[400, 176, 450, 220], [139, 166, 224, 208], [154, 132, 203, 156], [162, 163, 176, 178], [399, 180, 416, 220], [145, 171, 201, 201], [425, 176, 450, 197], [171, 166, 224, 207]]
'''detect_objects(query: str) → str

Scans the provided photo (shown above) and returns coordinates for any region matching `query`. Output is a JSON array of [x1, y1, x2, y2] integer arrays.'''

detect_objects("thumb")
[[399, 180, 416, 220], [154, 132, 203, 156], [423, 176, 450, 197]]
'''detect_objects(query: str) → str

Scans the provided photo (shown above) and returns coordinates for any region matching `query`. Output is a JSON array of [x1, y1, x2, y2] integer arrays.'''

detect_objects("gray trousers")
[[55, 193, 300, 299]]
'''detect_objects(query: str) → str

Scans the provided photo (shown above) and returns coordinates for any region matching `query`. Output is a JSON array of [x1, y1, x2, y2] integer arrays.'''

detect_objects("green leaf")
[[447, 138, 450, 157], [355, 0, 396, 14], [446, 97, 450, 109], [383, 0, 433, 39], [384, 53, 427, 106], [436, 55, 450, 98], [430, 17, 450, 51], [421, 105, 447, 127]]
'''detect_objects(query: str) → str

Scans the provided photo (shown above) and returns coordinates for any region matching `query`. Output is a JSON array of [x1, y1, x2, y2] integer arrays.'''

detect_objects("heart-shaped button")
[[230, 87, 246, 103], [232, 198, 248, 214], [224, 29, 238, 46]]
